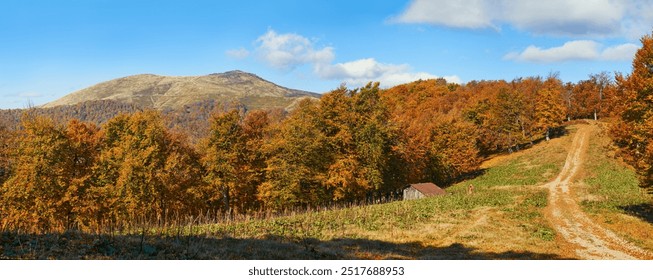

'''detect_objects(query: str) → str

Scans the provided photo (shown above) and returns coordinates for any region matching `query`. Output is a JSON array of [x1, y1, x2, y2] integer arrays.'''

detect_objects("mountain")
[[42, 70, 320, 111]]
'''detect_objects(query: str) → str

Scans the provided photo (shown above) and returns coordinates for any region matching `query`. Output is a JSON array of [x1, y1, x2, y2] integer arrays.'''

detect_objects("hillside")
[[41, 70, 319, 111], [2, 122, 651, 259]]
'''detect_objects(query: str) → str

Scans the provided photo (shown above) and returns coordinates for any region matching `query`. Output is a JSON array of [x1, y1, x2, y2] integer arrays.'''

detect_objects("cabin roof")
[[406, 183, 446, 196]]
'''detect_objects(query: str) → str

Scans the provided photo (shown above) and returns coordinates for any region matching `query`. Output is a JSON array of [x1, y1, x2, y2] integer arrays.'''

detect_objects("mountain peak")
[[221, 70, 248, 75]]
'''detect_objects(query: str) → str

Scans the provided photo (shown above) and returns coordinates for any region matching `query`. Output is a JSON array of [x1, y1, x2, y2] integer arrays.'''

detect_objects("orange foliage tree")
[[239, 110, 272, 211], [200, 109, 271, 214], [612, 32, 653, 189], [63, 119, 101, 231], [426, 118, 480, 184], [0, 122, 14, 186], [201, 109, 245, 214], [383, 79, 480, 185], [258, 99, 333, 209], [490, 86, 527, 152], [0, 115, 97, 232], [91, 111, 202, 227], [534, 77, 566, 141], [348, 83, 402, 196], [259, 83, 402, 209]]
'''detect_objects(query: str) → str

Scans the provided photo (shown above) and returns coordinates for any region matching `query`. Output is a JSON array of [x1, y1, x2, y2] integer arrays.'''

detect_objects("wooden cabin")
[[403, 183, 446, 200]]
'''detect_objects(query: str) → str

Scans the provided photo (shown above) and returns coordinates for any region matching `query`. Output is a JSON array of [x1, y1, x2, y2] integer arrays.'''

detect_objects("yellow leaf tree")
[[534, 87, 565, 141], [92, 111, 201, 226], [612, 32, 653, 189], [0, 115, 88, 232]]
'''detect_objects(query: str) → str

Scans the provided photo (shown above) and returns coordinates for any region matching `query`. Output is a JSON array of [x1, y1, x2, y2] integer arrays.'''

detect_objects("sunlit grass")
[[577, 123, 653, 250], [453, 129, 572, 190]]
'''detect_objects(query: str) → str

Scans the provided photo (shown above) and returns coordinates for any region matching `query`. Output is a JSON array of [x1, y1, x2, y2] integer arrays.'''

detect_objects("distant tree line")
[[0, 51, 632, 234]]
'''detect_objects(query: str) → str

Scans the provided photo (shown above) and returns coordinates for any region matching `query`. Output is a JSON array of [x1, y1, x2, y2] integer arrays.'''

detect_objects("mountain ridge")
[[42, 70, 320, 111]]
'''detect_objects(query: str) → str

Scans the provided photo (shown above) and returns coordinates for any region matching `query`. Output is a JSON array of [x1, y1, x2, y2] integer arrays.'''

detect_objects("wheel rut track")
[[544, 124, 652, 260]]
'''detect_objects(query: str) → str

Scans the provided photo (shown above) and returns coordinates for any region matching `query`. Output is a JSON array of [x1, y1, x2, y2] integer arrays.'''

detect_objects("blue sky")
[[1, 0, 652, 109]]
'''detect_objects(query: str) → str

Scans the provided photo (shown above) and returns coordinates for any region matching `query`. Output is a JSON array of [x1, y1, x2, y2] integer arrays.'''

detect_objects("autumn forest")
[[1, 34, 653, 235]]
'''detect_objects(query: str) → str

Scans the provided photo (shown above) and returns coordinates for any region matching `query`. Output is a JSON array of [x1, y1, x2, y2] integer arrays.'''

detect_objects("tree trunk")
[[546, 128, 550, 141], [222, 186, 231, 216], [594, 110, 597, 120]]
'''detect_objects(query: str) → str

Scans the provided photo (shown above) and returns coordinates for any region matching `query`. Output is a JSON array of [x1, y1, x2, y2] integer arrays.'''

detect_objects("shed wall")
[[403, 187, 425, 200]]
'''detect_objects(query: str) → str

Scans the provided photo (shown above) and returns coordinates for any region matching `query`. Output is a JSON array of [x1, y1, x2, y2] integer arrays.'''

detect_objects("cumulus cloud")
[[394, 0, 651, 38], [255, 29, 334, 71], [601, 43, 641, 60], [393, 0, 495, 29], [504, 41, 600, 62], [316, 58, 460, 87], [253, 29, 460, 87], [316, 58, 409, 80], [225, 48, 250, 59], [502, 0, 623, 36], [504, 40, 639, 63], [622, 1, 653, 39]]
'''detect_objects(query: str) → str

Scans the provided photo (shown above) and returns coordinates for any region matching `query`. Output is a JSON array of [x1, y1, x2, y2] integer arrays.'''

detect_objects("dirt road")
[[544, 124, 652, 259]]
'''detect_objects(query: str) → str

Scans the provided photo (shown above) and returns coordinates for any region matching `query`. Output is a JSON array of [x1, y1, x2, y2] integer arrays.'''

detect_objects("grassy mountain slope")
[[41, 70, 319, 111]]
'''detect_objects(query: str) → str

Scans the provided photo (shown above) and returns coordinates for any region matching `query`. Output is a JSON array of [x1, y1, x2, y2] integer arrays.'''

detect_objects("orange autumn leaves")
[[611, 33, 653, 190], [259, 84, 401, 209], [0, 112, 203, 232]]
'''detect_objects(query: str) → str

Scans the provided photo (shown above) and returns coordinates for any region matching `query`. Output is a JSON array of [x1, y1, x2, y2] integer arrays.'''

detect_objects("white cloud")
[[393, 0, 495, 29], [225, 48, 250, 59], [503, 0, 623, 36], [255, 29, 334, 71], [504, 40, 639, 63], [253, 29, 460, 87], [504, 40, 600, 62], [601, 43, 640, 60], [316, 58, 409, 80], [316, 58, 460, 87], [394, 0, 652, 38], [622, 1, 653, 39]]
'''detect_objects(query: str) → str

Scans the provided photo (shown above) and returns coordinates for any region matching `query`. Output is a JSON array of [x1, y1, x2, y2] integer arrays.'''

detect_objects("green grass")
[[518, 190, 555, 241], [193, 191, 517, 240], [581, 133, 650, 214], [451, 132, 571, 190], [577, 124, 653, 251], [459, 160, 559, 188], [582, 160, 646, 213]]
